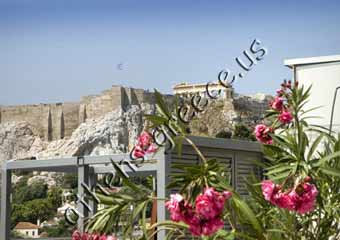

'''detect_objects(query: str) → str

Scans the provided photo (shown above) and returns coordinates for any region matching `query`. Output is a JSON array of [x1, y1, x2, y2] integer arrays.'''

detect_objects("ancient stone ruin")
[[0, 85, 162, 141]]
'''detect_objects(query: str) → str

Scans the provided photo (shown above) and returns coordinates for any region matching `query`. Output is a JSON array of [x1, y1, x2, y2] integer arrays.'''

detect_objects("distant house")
[[14, 222, 39, 238]]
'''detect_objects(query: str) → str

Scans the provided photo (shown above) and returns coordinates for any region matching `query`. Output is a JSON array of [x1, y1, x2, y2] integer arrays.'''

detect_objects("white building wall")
[[16, 229, 39, 238], [285, 56, 340, 134]]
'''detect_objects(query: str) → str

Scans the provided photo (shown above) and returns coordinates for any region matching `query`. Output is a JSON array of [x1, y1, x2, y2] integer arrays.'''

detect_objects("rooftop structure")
[[14, 222, 39, 230], [284, 54, 340, 134], [284, 55, 340, 68]]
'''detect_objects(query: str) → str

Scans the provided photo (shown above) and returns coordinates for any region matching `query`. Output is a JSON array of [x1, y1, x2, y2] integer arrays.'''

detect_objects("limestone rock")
[[189, 94, 271, 137], [0, 122, 39, 163]]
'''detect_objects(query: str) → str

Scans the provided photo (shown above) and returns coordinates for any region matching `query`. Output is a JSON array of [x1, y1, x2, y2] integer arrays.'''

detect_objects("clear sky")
[[1, 0, 340, 105]]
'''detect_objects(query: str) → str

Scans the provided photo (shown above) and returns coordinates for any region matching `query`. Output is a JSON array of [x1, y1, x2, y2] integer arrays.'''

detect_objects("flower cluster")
[[272, 80, 294, 124], [254, 80, 295, 144], [261, 177, 318, 214], [72, 230, 118, 240], [165, 188, 232, 236], [254, 124, 274, 144], [132, 131, 157, 158]]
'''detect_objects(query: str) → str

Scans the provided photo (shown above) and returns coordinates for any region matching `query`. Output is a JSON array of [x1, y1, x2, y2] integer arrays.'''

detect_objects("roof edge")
[[284, 54, 340, 68]]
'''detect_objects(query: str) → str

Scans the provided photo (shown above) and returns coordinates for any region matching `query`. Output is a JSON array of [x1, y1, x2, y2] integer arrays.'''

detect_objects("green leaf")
[[315, 151, 340, 166], [154, 89, 171, 118], [144, 114, 167, 126], [174, 135, 185, 157], [320, 167, 340, 177], [266, 164, 294, 176], [307, 133, 325, 161], [269, 171, 290, 180], [232, 197, 264, 238]]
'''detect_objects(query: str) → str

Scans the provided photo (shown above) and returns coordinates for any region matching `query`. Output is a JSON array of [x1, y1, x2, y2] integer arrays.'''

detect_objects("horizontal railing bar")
[[183, 136, 262, 152], [5, 154, 162, 171]]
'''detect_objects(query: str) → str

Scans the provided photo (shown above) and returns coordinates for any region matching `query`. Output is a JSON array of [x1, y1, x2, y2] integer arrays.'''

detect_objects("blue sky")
[[1, 0, 340, 105]]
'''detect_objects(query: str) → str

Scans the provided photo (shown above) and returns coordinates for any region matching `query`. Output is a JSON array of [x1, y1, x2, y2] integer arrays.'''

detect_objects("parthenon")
[[173, 82, 234, 99]]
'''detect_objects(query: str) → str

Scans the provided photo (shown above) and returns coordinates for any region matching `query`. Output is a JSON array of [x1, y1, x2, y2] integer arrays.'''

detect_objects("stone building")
[[173, 82, 234, 99]]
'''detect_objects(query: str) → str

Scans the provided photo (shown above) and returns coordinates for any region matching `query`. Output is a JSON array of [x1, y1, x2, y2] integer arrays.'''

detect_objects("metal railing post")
[[1, 163, 12, 240]]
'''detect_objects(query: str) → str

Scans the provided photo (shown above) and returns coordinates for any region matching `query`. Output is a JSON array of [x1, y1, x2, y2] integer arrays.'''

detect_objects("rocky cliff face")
[[0, 122, 43, 162], [189, 94, 272, 137], [0, 105, 154, 166]]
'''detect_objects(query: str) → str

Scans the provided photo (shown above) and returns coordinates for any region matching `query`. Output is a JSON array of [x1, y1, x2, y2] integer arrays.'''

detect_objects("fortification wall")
[[0, 86, 156, 141], [0, 102, 81, 141], [0, 104, 47, 138], [60, 103, 80, 139]]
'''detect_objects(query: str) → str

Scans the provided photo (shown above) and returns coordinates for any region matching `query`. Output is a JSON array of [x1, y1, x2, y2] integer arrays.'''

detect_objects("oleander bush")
[[73, 81, 340, 240]]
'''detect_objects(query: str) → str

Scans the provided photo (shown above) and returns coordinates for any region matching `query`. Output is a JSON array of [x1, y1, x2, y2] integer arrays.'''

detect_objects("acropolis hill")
[[0, 86, 160, 141], [0, 84, 272, 165], [0, 84, 272, 143]]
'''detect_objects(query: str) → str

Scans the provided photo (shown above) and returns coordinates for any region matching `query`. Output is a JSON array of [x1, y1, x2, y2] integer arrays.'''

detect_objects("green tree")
[[215, 130, 232, 139], [41, 219, 72, 237], [25, 199, 54, 223], [48, 186, 63, 210], [13, 178, 48, 204], [11, 204, 30, 227], [232, 123, 256, 141], [62, 173, 78, 189], [11, 199, 55, 227]]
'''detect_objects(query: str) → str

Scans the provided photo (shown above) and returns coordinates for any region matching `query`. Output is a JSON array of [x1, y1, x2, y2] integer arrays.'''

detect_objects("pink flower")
[[279, 110, 293, 124], [166, 189, 231, 237], [281, 80, 292, 89], [138, 131, 153, 146], [187, 215, 202, 236], [132, 131, 158, 158], [106, 236, 117, 240], [145, 144, 157, 154], [81, 233, 89, 240], [132, 145, 146, 158], [165, 194, 184, 222], [286, 80, 292, 89], [262, 179, 318, 214], [189, 217, 225, 236], [276, 89, 284, 96], [261, 180, 294, 210], [254, 124, 273, 144], [99, 235, 107, 240], [72, 230, 82, 240], [271, 192, 295, 210], [195, 188, 232, 220], [289, 183, 318, 214], [261, 180, 276, 202], [201, 218, 225, 236], [92, 234, 100, 240], [271, 97, 284, 111]]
